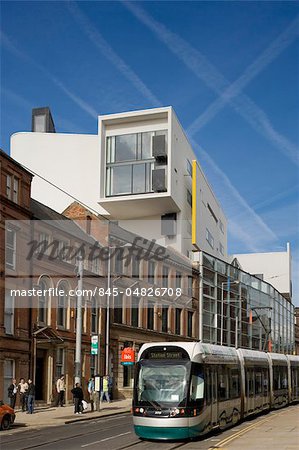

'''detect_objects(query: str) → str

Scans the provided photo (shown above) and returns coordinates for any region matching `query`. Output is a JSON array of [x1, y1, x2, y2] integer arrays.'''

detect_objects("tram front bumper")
[[134, 424, 190, 440]]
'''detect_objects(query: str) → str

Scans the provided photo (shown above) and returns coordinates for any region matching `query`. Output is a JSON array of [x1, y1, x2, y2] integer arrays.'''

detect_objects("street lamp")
[[105, 243, 131, 376], [220, 280, 240, 346]]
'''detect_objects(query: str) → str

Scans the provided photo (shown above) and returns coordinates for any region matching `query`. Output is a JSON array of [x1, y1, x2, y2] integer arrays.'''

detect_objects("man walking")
[[100, 375, 111, 403], [18, 378, 28, 412], [88, 375, 100, 412], [27, 379, 35, 414], [7, 378, 17, 409], [56, 375, 65, 407], [71, 383, 84, 414]]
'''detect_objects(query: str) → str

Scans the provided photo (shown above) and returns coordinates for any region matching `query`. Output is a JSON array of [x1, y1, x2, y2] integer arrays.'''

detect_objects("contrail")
[[0, 31, 98, 119], [67, 1, 162, 107], [124, 2, 299, 166], [187, 15, 299, 134]]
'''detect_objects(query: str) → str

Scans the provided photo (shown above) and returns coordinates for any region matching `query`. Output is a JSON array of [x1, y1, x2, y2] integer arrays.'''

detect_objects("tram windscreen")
[[136, 360, 190, 407]]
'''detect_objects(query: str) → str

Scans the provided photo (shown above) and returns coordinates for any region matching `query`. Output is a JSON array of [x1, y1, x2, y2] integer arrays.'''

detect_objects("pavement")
[[10, 398, 132, 433]]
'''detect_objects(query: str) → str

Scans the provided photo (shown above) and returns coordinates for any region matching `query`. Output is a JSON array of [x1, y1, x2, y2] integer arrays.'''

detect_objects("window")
[[187, 189, 192, 206], [114, 293, 123, 324], [190, 369, 204, 404], [188, 276, 193, 297], [114, 250, 123, 274], [230, 369, 240, 398], [37, 232, 51, 256], [106, 131, 167, 197], [207, 203, 218, 223], [131, 296, 139, 327], [38, 279, 48, 324], [132, 254, 140, 279], [147, 301, 154, 330], [187, 311, 193, 337], [56, 348, 64, 379], [219, 243, 224, 256], [162, 266, 169, 288], [123, 364, 134, 388], [148, 261, 155, 284], [6, 174, 12, 198], [176, 272, 182, 289], [57, 282, 68, 328], [4, 290, 14, 335], [162, 306, 168, 333], [6, 226, 16, 269], [4, 360, 15, 404], [13, 178, 19, 203], [91, 297, 98, 334], [175, 308, 182, 335], [206, 228, 214, 249]]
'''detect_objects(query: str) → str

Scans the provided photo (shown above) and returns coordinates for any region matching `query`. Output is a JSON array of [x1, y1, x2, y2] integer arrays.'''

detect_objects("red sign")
[[121, 347, 135, 365]]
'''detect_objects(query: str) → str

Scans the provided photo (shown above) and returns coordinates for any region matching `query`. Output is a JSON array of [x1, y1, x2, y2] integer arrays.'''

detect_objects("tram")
[[132, 342, 299, 440]]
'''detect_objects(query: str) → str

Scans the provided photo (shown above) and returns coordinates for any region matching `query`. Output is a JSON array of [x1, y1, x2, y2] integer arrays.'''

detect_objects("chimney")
[[32, 107, 56, 133]]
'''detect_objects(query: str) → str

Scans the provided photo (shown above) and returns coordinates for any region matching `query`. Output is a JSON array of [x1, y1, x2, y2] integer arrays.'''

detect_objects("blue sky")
[[1, 1, 299, 303]]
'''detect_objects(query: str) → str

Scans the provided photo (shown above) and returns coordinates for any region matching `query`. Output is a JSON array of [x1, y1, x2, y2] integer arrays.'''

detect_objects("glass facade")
[[199, 252, 294, 354], [105, 130, 167, 197]]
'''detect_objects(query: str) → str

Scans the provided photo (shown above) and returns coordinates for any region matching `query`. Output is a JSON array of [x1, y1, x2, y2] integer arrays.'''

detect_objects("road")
[[2, 406, 298, 450]]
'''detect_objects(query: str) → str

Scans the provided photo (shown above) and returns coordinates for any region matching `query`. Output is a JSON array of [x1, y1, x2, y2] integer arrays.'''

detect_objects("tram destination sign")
[[148, 351, 183, 359]]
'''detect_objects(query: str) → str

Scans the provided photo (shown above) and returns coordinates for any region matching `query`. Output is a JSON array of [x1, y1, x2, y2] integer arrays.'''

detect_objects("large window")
[[162, 306, 168, 333], [162, 266, 169, 288], [57, 282, 68, 328], [114, 293, 123, 324], [4, 290, 14, 335], [56, 348, 64, 379], [38, 279, 48, 324], [131, 296, 139, 327], [147, 301, 154, 330], [106, 130, 167, 197], [148, 261, 155, 284], [6, 226, 16, 269], [91, 296, 98, 334], [175, 308, 182, 335]]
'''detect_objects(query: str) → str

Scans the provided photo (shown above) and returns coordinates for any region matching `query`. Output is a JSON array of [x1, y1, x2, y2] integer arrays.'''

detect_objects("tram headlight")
[[175, 408, 180, 415], [139, 408, 144, 413]]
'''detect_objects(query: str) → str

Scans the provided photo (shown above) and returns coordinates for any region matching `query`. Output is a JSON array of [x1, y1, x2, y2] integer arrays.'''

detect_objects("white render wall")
[[233, 243, 292, 298], [11, 132, 107, 215]]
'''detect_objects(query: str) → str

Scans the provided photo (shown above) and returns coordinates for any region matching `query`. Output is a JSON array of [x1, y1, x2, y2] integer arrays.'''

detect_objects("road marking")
[[208, 408, 288, 449], [81, 431, 131, 447]]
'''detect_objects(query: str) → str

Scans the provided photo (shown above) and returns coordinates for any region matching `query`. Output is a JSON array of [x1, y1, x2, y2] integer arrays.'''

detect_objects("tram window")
[[205, 369, 211, 405], [273, 366, 288, 390], [218, 367, 229, 400], [263, 369, 269, 395], [230, 369, 240, 398], [190, 374, 204, 402], [246, 370, 254, 396], [281, 368, 288, 389], [255, 372, 262, 395]]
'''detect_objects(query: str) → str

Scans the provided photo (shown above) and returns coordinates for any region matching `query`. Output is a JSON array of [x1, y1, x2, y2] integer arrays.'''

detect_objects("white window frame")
[[6, 174, 12, 198], [4, 290, 14, 335], [6, 226, 16, 269]]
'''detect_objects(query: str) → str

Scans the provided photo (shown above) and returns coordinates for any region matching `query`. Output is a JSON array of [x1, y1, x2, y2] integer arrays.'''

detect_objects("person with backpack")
[[71, 382, 84, 414]]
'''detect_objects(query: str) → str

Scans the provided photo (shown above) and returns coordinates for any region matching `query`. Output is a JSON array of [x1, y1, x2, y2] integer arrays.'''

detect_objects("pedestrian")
[[88, 375, 100, 412], [18, 378, 28, 412], [56, 374, 65, 407], [71, 383, 84, 414], [27, 379, 35, 414], [7, 378, 18, 409], [100, 375, 111, 403]]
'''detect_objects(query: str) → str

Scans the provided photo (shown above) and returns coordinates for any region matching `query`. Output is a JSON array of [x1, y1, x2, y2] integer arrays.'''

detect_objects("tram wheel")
[[219, 416, 227, 430]]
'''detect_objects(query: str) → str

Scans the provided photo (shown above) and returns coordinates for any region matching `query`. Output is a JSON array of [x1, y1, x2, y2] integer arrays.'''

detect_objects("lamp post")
[[220, 280, 239, 346], [105, 243, 132, 377]]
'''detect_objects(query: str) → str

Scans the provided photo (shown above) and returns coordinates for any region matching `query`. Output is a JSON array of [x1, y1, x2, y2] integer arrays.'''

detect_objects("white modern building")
[[231, 243, 292, 302], [11, 106, 227, 260]]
